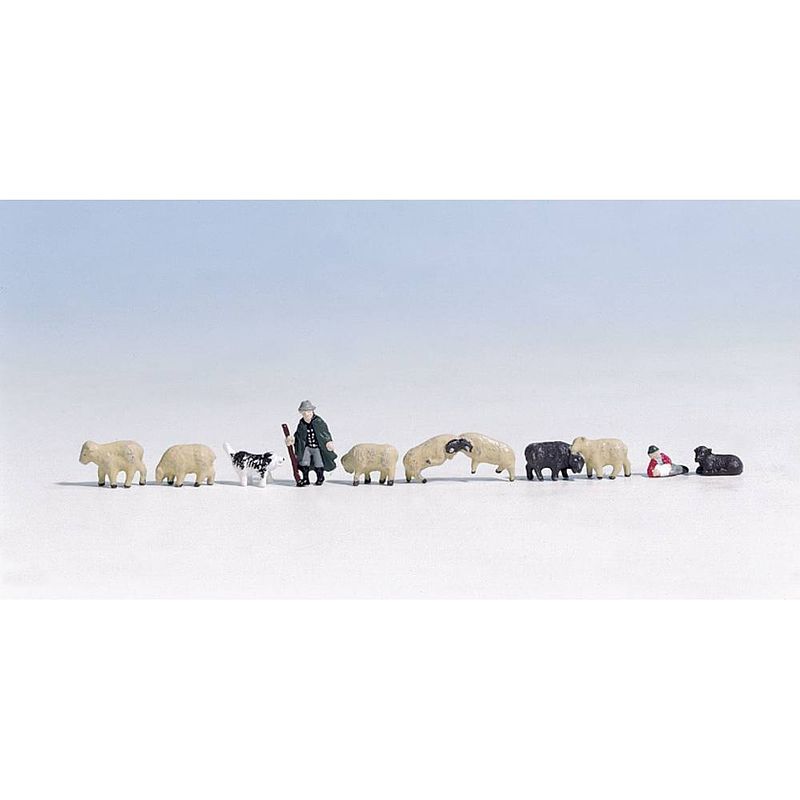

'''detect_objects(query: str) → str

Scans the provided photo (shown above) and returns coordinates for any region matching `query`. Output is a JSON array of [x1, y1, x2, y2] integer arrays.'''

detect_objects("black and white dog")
[[224, 442, 286, 487]]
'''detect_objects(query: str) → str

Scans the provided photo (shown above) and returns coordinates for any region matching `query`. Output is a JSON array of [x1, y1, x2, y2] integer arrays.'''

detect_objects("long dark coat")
[[293, 415, 337, 472]]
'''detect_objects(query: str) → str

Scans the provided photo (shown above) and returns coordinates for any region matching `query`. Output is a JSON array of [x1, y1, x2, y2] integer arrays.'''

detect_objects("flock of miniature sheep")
[[78, 434, 742, 488]]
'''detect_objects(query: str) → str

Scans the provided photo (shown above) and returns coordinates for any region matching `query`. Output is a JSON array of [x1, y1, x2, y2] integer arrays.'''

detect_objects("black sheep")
[[525, 441, 585, 481], [694, 446, 744, 476]]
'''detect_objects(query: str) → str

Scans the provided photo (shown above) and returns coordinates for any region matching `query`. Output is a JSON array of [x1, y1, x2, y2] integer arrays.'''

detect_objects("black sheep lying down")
[[524, 441, 585, 481], [694, 446, 744, 476]]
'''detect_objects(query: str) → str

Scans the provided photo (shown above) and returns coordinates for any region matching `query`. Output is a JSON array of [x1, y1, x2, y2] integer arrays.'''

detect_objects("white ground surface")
[[2, 360, 798, 598], [3, 467, 797, 598]]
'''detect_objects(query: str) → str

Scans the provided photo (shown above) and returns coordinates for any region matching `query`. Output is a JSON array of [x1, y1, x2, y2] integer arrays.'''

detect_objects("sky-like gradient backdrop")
[[1, 201, 798, 461]]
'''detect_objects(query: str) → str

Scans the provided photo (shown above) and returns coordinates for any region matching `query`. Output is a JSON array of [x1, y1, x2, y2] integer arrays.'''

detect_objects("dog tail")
[[223, 441, 235, 458]]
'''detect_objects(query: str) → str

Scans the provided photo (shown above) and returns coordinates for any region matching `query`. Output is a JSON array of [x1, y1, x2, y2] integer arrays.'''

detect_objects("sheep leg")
[[560, 468, 570, 480], [239, 469, 248, 487], [97, 466, 106, 487], [256, 473, 267, 488], [174, 471, 185, 487], [198, 471, 210, 486], [364, 473, 372, 484], [622, 457, 631, 477], [470, 458, 479, 475], [507, 467, 515, 481], [137, 462, 147, 485], [352, 474, 360, 486], [379, 472, 387, 484], [550, 467, 559, 481], [525, 465, 533, 480], [107, 468, 118, 488], [595, 463, 605, 479], [167, 475, 175, 485], [123, 468, 134, 488], [387, 465, 395, 486]]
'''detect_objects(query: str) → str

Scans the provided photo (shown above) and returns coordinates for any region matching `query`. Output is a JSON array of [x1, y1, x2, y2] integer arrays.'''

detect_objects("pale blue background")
[[3, 201, 798, 358], [1, 201, 798, 454]]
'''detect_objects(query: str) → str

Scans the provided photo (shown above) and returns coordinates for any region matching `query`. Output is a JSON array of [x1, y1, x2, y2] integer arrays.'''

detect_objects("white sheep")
[[79, 440, 147, 488], [155, 444, 216, 487], [402, 434, 461, 483], [341, 443, 399, 486], [452, 432, 516, 481], [570, 436, 631, 479]]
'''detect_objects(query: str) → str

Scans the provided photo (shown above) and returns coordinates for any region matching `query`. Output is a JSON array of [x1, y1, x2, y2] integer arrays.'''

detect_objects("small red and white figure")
[[647, 445, 689, 478]]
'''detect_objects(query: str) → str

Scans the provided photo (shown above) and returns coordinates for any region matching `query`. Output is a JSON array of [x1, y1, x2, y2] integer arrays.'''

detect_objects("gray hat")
[[298, 400, 316, 412], [648, 445, 660, 455]]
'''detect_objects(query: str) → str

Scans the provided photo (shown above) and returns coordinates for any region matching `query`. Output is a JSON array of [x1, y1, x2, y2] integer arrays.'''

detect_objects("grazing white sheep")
[[451, 432, 516, 481], [79, 440, 147, 488], [341, 443, 399, 486], [402, 434, 461, 483], [570, 436, 631, 479], [155, 444, 216, 487]]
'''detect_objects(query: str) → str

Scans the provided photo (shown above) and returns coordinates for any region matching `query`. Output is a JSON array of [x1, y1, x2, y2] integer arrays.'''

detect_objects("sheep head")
[[341, 449, 354, 474], [445, 437, 473, 455], [570, 436, 587, 455], [79, 440, 98, 464], [568, 451, 585, 473]]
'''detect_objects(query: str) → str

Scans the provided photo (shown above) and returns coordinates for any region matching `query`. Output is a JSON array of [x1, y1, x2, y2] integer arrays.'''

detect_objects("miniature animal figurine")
[[447, 433, 516, 481], [524, 441, 584, 481], [341, 443, 399, 486], [444, 437, 474, 456], [223, 442, 286, 487], [403, 434, 462, 483], [646, 445, 689, 477], [570, 436, 631, 479], [284, 400, 337, 486], [155, 444, 216, 487], [694, 445, 743, 476], [78, 440, 147, 488]]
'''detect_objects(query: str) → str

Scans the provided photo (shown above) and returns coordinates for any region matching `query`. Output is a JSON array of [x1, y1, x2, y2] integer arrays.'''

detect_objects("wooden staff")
[[282, 423, 304, 487]]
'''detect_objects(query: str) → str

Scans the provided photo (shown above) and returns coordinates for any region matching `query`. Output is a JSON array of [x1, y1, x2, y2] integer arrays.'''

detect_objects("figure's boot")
[[314, 468, 325, 486], [299, 467, 310, 486]]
